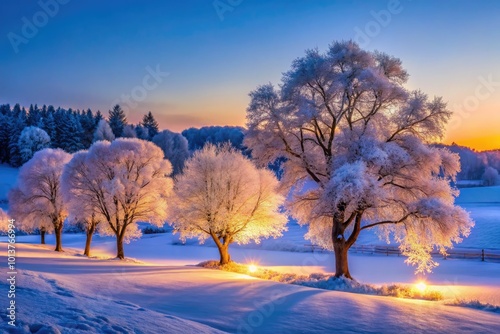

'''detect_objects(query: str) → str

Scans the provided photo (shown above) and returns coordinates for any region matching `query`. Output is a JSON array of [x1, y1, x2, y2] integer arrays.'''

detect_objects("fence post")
[[482, 249, 485, 262]]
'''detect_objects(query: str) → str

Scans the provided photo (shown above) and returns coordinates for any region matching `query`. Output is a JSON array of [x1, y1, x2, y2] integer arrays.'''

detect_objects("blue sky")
[[1, 0, 500, 149]]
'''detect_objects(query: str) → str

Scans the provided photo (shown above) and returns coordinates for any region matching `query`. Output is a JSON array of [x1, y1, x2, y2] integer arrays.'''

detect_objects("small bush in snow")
[[142, 226, 168, 234], [446, 299, 500, 314]]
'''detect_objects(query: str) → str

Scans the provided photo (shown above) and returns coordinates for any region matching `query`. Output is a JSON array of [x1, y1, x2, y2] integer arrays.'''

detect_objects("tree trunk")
[[84, 223, 96, 257], [210, 232, 231, 265], [54, 224, 63, 252], [332, 214, 352, 279], [217, 244, 231, 265], [333, 243, 351, 279], [40, 229, 46, 244], [116, 235, 125, 260], [331, 211, 362, 279]]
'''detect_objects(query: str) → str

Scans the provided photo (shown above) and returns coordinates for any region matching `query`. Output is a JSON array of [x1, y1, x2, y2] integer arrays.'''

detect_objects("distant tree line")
[[0, 103, 158, 167], [2, 103, 499, 185], [0, 103, 249, 174], [435, 143, 500, 185]]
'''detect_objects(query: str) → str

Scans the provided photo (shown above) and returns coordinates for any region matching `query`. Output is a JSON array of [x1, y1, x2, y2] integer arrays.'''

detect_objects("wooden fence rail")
[[306, 244, 500, 262]]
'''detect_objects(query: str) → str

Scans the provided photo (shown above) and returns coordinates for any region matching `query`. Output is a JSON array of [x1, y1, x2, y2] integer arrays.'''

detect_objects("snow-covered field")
[[1, 235, 500, 334], [1, 169, 500, 333]]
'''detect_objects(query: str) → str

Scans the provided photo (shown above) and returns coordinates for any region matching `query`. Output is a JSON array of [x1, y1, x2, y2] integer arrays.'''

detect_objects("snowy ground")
[[1, 232, 500, 333]]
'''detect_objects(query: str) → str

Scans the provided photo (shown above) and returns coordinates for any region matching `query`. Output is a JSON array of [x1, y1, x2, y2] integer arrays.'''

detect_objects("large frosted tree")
[[8, 149, 72, 251], [61, 138, 173, 259], [245, 41, 473, 278], [169, 144, 287, 264]]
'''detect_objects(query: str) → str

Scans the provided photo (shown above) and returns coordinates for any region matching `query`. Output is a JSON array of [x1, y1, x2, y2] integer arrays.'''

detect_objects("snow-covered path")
[[1, 242, 500, 334]]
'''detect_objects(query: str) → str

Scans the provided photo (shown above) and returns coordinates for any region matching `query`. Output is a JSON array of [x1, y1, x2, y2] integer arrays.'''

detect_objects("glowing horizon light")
[[248, 264, 258, 273], [415, 281, 427, 292]]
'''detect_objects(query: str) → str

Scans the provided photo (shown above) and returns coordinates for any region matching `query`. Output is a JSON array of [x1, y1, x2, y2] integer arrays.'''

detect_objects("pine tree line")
[[0, 103, 159, 167]]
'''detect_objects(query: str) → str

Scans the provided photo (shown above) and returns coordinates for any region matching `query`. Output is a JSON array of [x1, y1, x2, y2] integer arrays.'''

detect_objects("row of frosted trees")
[[5, 41, 475, 279], [7, 138, 287, 263]]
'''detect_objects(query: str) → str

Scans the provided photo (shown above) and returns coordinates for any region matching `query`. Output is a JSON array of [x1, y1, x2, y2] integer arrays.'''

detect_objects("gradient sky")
[[1, 0, 499, 150]]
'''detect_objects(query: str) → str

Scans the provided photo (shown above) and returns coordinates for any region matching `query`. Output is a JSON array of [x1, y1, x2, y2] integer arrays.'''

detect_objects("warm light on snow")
[[248, 264, 258, 273], [415, 281, 427, 292]]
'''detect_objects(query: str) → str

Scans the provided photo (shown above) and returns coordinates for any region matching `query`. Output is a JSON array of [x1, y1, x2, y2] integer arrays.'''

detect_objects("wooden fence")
[[306, 244, 500, 262]]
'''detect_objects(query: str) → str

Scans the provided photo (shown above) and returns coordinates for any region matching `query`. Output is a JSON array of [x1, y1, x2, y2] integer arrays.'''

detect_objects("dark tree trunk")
[[84, 223, 96, 257], [40, 229, 46, 244], [210, 232, 231, 265], [54, 224, 63, 252], [116, 235, 125, 260], [331, 211, 362, 280], [217, 244, 231, 265], [333, 243, 351, 279]]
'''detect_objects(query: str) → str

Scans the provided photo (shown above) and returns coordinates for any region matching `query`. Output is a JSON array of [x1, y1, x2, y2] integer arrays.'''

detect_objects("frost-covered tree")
[[0, 209, 10, 233], [169, 144, 287, 264], [62, 138, 173, 259], [182, 126, 246, 152], [93, 119, 115, 142], [8, 188, 51, 243], [18, 126, 51, 164], [121, 124, 137, 138], [8, 149, 71, 251], [152, 130, 190, 175], [245, 41, 473, 278], [61, 153, 101, 256], [135, 125, 149, 140], [141, 111, 159, 140], [108, 104, 127, 137], [482, 166, 499, 186]]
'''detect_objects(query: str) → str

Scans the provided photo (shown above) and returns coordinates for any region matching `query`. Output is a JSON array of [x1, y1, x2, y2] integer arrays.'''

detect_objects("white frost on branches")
[[61, 138, 173, 258], [8, 149, 71, 250], [168, 144, 287, 263], [0, 209, 10, 233], [245, 40, 474, 274], [93, 120, 115, 142], [18, 126, 51, 164], [482, 166, 499, 186]]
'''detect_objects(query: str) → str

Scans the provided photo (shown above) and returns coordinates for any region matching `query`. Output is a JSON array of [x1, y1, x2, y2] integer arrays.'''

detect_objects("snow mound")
[[447, 299, 500, 314]]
